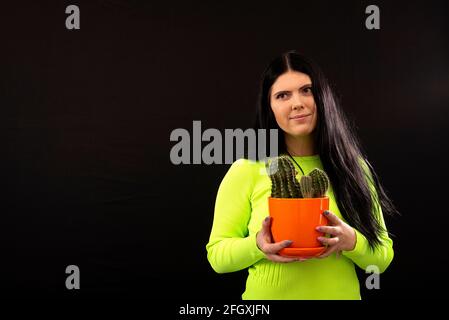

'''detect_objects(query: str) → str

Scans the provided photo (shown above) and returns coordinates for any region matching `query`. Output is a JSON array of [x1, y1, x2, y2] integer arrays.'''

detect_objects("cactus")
[[266, 155, 330, 198], [282, 156, 301, 198], [309, 168, 330, 198], [266, 155, 301, 198], [290, 166, 303, 198], [299, 175, 314, 198]]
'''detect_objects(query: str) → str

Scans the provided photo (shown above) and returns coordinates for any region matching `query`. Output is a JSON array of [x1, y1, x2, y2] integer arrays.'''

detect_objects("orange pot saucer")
[[279, 246, 326, 258]]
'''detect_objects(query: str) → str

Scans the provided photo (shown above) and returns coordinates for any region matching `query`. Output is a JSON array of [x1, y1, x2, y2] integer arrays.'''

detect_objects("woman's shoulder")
[[224, 158, 268, 182], [231, 157, 262, 167], [231, 157, 268, 172]]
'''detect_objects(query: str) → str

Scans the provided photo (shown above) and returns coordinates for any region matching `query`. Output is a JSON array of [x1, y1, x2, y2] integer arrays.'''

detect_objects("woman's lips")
[[290, 114, 311, 120]]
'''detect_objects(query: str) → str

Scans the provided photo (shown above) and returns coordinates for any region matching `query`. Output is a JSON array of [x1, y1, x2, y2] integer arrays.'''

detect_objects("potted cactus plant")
[[266, 155, 331, 257]]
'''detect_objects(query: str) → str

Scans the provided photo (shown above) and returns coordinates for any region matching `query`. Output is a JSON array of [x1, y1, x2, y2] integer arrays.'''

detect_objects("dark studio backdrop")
[[2, 0, 448, 302]]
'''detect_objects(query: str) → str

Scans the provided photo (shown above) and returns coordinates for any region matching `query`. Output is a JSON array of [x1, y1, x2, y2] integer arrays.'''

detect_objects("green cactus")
[[309, 168, 330, 198], [267, 155, 330, 199], [267, 155, 301, 198], [290, 166, 303, 198], [282, 156, 301, 198], [299, 175, 314, 198]]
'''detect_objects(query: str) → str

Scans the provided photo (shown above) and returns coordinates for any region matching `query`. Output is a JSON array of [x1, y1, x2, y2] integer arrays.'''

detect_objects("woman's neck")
[[284, 133, 317, 157]]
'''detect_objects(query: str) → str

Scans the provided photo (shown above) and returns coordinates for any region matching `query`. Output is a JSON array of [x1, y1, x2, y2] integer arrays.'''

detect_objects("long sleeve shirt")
[[206, 155, 394, 300]]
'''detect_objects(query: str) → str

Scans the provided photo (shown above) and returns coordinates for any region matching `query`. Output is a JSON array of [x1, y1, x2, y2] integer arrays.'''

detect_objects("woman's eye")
[[303, 87, 313, 94], [277, 93, 288, 100]]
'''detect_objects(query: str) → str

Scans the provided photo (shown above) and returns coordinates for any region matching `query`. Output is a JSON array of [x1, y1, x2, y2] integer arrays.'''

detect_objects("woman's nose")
[[291, 93, 304, 109]]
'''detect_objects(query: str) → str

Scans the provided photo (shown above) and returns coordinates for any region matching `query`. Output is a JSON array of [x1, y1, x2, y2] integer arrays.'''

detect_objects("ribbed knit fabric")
[[206, 155, 394, 300]]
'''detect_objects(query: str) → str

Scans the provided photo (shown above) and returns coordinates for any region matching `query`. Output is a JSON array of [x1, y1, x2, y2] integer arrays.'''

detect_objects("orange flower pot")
[[268, 197, 329, 257]]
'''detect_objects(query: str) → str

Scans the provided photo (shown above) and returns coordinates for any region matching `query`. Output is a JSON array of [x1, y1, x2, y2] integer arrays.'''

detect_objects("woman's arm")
[[206, 159, 265, 274], [343, 219, 394, 273]]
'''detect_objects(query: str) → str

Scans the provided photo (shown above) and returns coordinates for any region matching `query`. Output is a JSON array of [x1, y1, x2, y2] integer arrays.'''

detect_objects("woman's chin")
[[287, 129, 313, 138]]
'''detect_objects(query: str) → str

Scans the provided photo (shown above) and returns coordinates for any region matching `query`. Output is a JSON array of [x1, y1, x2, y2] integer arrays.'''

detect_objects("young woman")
[[206, 50, 398, 299]]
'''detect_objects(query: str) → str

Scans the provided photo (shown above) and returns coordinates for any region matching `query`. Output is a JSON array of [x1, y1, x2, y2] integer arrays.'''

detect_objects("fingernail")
[[285, 240, 293, 245], [324, 211, 329, 215], [316, 226, 322, 231], [264, 217, 270, 222], [317, 237, 324, 242]]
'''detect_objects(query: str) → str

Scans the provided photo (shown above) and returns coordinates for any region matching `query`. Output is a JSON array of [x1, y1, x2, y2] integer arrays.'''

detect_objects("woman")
[[206, 50, 398, 300]]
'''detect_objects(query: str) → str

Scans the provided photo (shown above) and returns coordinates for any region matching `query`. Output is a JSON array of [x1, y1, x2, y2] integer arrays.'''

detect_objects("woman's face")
[[270, 71, 318, 138]]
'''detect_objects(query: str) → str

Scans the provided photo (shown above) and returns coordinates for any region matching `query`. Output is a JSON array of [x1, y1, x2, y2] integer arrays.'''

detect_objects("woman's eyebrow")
[[273, 83, 312, 96]]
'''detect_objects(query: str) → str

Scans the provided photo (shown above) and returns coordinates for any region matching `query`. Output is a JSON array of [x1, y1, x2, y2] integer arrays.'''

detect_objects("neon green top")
[[206, 155, 394, 300]]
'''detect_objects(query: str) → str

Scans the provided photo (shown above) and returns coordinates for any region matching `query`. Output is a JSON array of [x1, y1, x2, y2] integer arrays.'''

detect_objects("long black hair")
[[248, 50, 399, 250]]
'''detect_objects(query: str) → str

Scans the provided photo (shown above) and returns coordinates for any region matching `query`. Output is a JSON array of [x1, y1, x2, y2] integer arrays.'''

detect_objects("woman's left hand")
[[316, 210, 357, 259]]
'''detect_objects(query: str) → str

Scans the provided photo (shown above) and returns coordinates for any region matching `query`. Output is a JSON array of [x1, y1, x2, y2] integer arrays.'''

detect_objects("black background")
[[2, 0, 448, 301]]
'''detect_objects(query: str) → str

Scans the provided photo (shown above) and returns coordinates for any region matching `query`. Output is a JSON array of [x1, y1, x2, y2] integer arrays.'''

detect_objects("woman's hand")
[[316, 210, 357, 259], [256, 216, 309, 262]]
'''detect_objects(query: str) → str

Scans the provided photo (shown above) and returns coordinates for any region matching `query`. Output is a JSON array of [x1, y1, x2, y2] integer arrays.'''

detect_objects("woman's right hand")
[[256, 216, 308, 263]]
